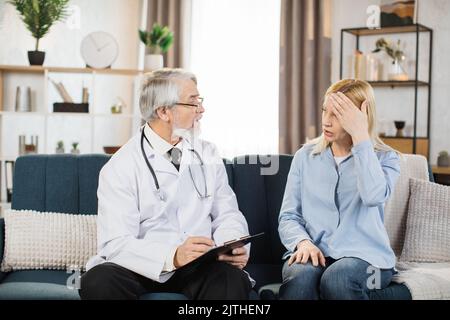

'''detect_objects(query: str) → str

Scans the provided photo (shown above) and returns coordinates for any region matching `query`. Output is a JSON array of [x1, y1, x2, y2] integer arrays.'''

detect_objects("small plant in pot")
[[437, 151, 450, 167], [139, 23, 174, 71], [71, 142, 80, 154], [55, 140, 64, 154], [8, 0, 69, 66]]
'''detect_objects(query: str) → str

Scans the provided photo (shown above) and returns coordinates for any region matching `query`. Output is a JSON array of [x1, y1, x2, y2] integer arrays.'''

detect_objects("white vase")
[[144, 54, 164, 71], [388, 58, 408, 81]]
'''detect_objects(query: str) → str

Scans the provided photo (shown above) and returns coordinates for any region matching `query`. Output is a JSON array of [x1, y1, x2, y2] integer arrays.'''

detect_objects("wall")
[[331, 0, 450, 164], [0, 0, 142, 68], [0, 0, 144, 202]]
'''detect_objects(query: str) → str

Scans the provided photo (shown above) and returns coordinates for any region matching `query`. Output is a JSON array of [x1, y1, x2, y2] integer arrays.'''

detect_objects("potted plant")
[[437, 151, 450, 167], [71, 142, 80, 154], [55, 140, 64, 154], [139, 22, 174, 71], [8, 0, 69, 65], [372, 38, 408, 81]]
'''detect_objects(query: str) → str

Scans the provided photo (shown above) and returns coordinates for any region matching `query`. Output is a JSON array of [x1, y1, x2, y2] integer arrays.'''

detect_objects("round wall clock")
[[80, 31, 119, 69]]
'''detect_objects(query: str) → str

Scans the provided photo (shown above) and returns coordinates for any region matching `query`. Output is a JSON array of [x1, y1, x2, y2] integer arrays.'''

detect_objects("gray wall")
[[331, 0, 450, 165]]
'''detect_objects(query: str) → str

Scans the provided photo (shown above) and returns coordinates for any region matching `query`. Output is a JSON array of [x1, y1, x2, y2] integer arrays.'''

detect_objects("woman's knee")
[[279, 261, 325, 300], [282, 260, 324, 282], [319, 258, 370, 300]]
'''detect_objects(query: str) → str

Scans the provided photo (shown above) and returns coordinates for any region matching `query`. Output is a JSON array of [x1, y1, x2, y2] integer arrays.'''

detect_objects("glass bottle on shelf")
[[388, 57, 408, 81]]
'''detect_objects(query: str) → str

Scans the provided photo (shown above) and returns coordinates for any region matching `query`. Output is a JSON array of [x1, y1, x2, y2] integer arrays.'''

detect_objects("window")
[[190, 0, 281, 159]]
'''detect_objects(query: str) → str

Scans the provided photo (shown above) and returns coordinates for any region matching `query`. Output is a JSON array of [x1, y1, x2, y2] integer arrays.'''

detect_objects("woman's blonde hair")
[[308, 79, 398, 155]]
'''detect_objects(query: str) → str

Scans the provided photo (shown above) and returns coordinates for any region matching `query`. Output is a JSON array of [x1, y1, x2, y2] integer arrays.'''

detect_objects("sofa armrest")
[[0, 218, 6, 282], [428, 163, 435, 182]]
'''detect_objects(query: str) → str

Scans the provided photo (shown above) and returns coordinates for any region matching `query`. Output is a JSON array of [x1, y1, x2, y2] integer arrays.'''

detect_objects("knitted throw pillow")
[[1, 209, 97, 272], [400, 178, 450, 263]]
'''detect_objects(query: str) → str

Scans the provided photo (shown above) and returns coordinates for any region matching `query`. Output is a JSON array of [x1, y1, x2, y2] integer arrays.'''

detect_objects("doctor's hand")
[[174, 236, 215, 268], [217, 247, 249, 269], [288, 239, 326, 267]]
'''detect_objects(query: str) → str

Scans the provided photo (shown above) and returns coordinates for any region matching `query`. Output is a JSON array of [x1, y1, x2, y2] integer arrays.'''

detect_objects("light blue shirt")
[[278, 140, 400, 269]]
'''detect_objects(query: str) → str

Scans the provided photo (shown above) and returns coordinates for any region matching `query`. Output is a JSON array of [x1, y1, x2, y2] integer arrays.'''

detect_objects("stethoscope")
[[140, 128, 210, 201]]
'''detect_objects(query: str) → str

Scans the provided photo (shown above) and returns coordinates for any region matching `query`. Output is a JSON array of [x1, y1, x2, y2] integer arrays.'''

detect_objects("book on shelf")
[[49, 78, 74, 103]]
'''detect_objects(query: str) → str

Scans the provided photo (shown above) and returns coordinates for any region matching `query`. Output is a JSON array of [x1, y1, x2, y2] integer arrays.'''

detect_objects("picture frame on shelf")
[[380, 0, 417, 27]]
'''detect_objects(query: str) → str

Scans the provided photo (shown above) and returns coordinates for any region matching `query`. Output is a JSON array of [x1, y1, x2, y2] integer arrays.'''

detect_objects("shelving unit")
[[0, 65, 145, 202], [340, 24, 433, 159], [0, 201, 11, 218]]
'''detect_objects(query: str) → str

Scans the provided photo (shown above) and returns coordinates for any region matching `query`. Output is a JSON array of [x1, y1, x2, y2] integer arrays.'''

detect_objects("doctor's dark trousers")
[[79, 261, 252, 300]]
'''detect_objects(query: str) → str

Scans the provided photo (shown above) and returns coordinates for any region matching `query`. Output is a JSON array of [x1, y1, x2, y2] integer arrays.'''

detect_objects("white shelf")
[[0, 202, 12, 218], [46, 112, 92, 117], [0, 111, 141, 118], [0, 111, 47, 116], [0, 65, 142, 76], [0, 156, 18, 161], [93, 113, 141, 118], [0, 64, 142, 178]]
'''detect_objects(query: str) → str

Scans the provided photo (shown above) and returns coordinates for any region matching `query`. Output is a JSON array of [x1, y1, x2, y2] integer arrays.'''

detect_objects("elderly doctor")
[[79, 68, 252, 300]]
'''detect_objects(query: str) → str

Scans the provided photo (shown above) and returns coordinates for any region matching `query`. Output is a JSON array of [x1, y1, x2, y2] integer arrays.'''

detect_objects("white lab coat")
[[86, 128, 250, 283]]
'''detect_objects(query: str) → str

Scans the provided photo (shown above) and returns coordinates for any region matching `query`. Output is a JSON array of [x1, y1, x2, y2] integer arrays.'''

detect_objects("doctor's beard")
[[171, 120, 202, 143]]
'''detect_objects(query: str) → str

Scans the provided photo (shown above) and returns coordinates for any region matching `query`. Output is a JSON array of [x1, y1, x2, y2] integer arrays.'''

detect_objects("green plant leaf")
[[8, 0, 70, 51], [159, 31, 174, 53], [138, 29, 149, 46], [139, 22, 174, 54]]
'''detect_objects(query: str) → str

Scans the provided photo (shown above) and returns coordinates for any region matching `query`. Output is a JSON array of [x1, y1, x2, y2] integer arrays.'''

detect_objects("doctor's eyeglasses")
[[175, 97, 204, 110]]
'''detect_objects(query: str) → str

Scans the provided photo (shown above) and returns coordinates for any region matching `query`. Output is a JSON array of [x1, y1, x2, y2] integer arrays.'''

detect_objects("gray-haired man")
[[79, 69, 252, 300]]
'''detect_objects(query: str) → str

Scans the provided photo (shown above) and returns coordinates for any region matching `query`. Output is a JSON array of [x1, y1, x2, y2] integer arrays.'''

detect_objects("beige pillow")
[[400, 178, 450, 263], [1, 209, 97, 272]]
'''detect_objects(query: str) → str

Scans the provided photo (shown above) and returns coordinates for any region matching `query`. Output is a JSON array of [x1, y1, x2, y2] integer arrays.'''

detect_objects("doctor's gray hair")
[[139, 68, 197, 122]]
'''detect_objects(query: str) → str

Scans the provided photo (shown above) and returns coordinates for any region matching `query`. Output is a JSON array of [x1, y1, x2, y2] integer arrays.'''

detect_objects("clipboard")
[[173, 232, 265, 273]]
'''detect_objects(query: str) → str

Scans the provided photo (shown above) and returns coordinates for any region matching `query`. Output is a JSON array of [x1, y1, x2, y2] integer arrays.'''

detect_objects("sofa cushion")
[[232, 156, 271, 264], [12, 154, 110, 215], [384, 154, 430, 256], [0, 270, 190, 300], [78, 155, 112, 214], [0, 270, 80, 300], [244, 263, 282, 291], [0, 218, 6, 283], [1, 209, 97, 272], [263, 155, 293, 264], [400, 179, 450, 263], [232, 155, 293, 265]]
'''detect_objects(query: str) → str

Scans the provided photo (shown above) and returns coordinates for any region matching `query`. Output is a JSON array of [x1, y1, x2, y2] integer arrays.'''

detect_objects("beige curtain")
[[146, 0, 189, 68], [279, 0, 332, 154]]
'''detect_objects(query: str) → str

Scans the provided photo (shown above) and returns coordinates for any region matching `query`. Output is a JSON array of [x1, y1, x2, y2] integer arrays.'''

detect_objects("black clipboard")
[[175, 232, 265, 272]]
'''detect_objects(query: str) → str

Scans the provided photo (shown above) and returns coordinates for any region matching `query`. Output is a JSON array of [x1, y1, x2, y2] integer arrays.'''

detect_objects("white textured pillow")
[[400, 178, 450, 263], [1, 209, 97, 272]]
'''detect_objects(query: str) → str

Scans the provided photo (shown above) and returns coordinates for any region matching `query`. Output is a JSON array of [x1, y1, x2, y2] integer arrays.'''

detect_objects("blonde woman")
[[278, 79, 400, 300]]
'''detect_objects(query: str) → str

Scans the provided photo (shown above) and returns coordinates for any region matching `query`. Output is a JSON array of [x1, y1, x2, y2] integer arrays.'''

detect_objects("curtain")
[[279, 0, 332, 154], [146, 0, 191, 68]]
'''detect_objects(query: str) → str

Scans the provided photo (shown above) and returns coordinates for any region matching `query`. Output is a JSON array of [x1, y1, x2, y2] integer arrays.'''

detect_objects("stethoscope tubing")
[[140, 128, 209, 199]]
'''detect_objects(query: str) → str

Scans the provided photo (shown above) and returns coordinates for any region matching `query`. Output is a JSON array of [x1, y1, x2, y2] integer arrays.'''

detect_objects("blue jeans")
[[279, 257, 394, 300]]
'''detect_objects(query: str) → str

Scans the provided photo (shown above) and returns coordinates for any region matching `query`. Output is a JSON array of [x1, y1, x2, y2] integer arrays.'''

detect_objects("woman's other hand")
[[288, 239, 326, 267]]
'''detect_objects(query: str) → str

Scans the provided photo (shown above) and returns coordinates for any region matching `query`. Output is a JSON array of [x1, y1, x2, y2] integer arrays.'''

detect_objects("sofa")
[[0, 153, 434, 299]]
